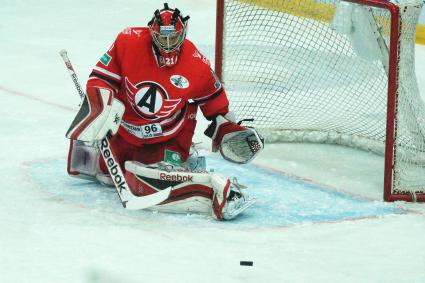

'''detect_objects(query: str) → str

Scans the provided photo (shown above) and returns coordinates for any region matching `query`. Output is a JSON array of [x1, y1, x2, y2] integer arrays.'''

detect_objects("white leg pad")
[[68, 140, 101, 180], [147, 197, 211, 214]]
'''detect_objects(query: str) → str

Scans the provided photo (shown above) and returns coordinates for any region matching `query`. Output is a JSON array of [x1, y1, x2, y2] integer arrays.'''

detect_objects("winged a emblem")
[[125, 77, 181, 120]]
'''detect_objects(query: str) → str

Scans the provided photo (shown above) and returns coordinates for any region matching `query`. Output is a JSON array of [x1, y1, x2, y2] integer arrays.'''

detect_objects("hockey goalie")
[[65, 3, 264, 220]]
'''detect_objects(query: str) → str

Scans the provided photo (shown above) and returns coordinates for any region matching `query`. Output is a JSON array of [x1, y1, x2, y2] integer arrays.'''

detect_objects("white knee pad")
[[68, 140, 101, 180]]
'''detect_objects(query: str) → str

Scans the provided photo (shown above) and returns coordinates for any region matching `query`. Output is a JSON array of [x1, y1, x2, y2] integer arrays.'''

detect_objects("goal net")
[[215, 0, 425, 201]]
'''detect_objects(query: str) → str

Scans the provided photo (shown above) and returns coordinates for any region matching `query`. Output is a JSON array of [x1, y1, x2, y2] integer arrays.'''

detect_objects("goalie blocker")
[[66, 86, 124, 143], [66, 85, 126, 183]]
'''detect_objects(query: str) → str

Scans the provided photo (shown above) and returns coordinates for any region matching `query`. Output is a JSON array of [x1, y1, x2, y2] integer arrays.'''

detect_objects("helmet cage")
[[150, 23, 187, 53], [148, 5, 189, 54]]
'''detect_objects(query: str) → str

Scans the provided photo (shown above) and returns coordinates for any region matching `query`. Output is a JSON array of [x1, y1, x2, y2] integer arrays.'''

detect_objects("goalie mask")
[[148, 3, 189, 67]]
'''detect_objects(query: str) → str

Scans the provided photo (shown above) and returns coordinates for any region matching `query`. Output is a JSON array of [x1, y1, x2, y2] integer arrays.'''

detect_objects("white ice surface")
[[1, 1, 425, 283]]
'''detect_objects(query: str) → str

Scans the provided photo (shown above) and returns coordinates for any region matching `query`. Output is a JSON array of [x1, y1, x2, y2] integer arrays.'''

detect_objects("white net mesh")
[[220, 0, 425, 198]]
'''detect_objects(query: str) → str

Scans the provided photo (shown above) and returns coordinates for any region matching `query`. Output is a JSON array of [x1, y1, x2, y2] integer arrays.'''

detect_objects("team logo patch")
[[211, 69, 222, 90], [170, 75, 189, 89], [164, 150, 183, 167], [125, 77, 181, 120], [100, 53, 112, 66]]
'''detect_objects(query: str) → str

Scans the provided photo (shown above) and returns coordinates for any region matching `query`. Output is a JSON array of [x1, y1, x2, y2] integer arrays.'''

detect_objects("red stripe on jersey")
[[87, 77, 119, 95], [91, 68, 121, 84], [193, 88, 223, 104], [119, 104, 197, 145], [160, 105, 187, 130]]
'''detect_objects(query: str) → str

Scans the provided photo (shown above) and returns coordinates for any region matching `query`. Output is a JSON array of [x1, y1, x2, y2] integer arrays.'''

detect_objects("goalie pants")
[[98, 116, 197, 174]]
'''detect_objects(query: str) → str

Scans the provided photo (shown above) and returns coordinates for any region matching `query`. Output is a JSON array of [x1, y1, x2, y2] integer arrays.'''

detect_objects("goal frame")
[[214, 0, 425, 202]]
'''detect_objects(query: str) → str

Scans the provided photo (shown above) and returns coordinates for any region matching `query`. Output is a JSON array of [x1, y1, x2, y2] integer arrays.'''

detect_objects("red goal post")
[[215, 0, 425, 202]]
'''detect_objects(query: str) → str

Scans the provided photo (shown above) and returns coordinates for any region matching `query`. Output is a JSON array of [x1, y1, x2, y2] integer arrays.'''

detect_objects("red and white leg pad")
[[124, 161, 255, 220], [67, 139, 113, 186]]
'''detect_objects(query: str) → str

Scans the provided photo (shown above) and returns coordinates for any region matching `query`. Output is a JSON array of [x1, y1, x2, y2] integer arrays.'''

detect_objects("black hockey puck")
[[240, 261, 253, 266]]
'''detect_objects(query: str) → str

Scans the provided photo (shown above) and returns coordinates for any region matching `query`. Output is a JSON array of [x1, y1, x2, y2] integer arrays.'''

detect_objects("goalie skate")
[[221, 190, 256, 220], [211, 175, 256, 220]]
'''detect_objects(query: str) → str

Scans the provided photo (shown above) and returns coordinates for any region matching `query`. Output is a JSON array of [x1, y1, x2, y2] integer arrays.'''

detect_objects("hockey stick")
[[59, 49, 171, 210]]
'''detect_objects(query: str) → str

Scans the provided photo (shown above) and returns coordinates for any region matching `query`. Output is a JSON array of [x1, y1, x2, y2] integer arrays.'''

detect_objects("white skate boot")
[[211, 174, 255, 220]]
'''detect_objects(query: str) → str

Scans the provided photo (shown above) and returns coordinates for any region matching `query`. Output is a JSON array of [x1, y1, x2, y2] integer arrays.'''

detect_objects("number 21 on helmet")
[[148, 3, 190, 67]]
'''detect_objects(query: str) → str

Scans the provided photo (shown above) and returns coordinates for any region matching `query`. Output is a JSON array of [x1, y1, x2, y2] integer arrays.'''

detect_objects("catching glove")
[[204, 113, 264, 164]]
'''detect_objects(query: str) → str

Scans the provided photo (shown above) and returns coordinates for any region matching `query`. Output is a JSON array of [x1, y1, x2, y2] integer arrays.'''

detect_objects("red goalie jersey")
[[88, 27, 229, 151]]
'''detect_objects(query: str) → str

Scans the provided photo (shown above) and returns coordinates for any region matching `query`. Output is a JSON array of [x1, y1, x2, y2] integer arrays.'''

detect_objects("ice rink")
[[1, 0, 425, 282]]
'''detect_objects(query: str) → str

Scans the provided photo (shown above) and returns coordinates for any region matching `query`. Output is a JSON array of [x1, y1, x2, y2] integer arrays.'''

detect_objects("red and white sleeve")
[[88, 36, 122, 93], [195, 68, 229, 120]]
